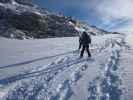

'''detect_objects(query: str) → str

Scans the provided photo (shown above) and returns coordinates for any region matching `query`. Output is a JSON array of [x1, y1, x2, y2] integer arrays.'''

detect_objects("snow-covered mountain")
[[76, 22, 120, 36], [0, 0, 117, 39], [0, 0, 33, 5], [1, 1, 133, 99], [15, 0, 33, 6], [0, 0, 79, 39]]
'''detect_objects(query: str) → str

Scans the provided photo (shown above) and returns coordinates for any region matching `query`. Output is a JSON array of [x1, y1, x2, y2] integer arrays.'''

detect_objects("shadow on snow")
[[0, 57, 94, 85], [0, 50, 77, 69]]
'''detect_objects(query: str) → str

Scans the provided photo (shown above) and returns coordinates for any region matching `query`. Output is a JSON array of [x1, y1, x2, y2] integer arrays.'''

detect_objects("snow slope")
[[118, 33, 133, 100], [1, 33, 131, 100]]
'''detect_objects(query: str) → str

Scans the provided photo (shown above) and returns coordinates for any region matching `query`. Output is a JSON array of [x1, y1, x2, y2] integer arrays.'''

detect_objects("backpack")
[[80, 33, 91, 45]]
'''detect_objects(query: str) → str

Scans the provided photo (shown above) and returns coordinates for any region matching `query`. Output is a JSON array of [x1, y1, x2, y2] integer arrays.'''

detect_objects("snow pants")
[[80, 45, 91, 57]]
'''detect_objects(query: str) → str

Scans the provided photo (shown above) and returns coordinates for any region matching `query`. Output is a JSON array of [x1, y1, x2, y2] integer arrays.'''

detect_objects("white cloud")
[[88, 0, 133, 33], [35, 0, 133, 33], [113, 21, 133, 33]]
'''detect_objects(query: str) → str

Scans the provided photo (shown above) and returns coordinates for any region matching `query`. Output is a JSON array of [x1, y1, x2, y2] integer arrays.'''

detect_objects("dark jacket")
[[79, 32, 91, 49]]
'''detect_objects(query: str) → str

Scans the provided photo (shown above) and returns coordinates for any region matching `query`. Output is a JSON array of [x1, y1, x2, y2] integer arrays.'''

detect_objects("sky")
[[33, 0, 133, 33]]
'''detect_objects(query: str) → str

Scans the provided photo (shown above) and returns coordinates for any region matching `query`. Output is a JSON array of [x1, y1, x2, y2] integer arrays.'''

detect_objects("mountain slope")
[[0, 0, 116, 39], [0, 0, 78, 39]]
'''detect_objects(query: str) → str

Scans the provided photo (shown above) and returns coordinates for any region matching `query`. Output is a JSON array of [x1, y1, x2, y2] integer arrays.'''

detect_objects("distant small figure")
[[78, 31, 91, 58]]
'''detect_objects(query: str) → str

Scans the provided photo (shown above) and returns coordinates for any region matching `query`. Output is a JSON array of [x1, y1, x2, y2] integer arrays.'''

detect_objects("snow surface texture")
[[88, 41, 123, 100], [0, 34, 132, 100]]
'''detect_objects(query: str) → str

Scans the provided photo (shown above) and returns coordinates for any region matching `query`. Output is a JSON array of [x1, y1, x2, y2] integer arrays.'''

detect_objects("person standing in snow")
[[78, 31, 91, 58]]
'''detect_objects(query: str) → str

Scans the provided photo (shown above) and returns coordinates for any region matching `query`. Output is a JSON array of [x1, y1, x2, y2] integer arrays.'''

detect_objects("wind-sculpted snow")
[[4, 56, 72, 100], [4, 55, 91, 100], [50, 63, 89, 100], [0, 34, 126, 100], [88, 39, 125, 100]]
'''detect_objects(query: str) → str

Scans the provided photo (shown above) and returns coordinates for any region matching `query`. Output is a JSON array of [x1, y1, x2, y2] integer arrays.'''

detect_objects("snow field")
[[87, 38, 125, 100], [0, 34, 125, 100]]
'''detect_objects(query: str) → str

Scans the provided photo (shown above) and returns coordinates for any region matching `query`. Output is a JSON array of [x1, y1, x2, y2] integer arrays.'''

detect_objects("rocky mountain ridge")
[[0, 0, 117, 39]]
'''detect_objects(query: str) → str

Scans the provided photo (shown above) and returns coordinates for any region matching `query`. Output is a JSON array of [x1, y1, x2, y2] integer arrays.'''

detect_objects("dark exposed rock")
[[0, 3, 78, 39], [0, 0, 12, 3], [0, 0, 112, 39], [15, 0, 33, 6]]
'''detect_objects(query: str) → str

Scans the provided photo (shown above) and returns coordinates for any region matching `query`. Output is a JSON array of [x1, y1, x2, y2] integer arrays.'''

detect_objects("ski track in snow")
[[3, 54, 90, 100], [87, 38, 125, 100], [0, 36, 108, 86], [3, 51, 94, 100], [0, 34, 127, 100]]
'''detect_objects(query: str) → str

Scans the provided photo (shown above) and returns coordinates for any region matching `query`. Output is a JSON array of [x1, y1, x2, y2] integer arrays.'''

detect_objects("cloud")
[[65, 0, 133, 33], [90, 0, 133, 33], [34, 0, 133, 33], [113, 21, 133, 33]]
